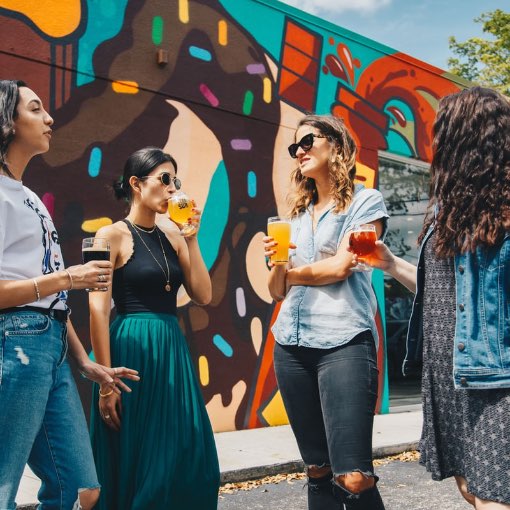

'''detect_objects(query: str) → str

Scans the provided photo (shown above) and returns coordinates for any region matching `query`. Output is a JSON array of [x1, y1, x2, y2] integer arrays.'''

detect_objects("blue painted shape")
[[197, 161, 229, 270], [189, 46, 212, 62], [88, 147, 102, 177], [213, 334, 234, 357], [77, 0, 130, 86], [247, 170, 257, 198]]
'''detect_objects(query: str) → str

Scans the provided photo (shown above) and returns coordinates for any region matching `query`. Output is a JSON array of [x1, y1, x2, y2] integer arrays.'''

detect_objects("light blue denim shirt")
[[404, 226, 510, 389], [272, 184, 389, 349]]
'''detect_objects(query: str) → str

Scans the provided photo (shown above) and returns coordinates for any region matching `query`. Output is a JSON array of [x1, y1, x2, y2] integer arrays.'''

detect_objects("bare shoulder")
[[96, 221, 129, 241], [156, 215, 185, 254]]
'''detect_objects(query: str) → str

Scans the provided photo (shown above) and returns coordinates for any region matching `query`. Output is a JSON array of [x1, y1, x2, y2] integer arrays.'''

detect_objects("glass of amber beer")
[[349, 224, 377, 272], [168, 191, 196, 237], [267, 216, 291, 265]]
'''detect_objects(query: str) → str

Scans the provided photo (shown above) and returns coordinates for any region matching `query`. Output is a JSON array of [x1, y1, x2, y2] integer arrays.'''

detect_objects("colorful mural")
[[0, 0, 462, 431]]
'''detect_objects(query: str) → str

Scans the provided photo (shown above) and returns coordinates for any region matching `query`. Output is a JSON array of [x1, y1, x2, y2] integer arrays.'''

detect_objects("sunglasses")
[[139, 173, 181, 189], [288, 133, 327, 159]]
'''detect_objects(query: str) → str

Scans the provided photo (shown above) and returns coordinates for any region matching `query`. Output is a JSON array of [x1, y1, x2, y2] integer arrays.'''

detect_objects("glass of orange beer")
[[349, 224, 377, 272], [168, 191, 196, 237], [267, 216, 291, 265]]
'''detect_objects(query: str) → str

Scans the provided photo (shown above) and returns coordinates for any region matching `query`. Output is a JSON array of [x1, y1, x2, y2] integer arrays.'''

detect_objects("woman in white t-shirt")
[[0, 80, 139, 510]]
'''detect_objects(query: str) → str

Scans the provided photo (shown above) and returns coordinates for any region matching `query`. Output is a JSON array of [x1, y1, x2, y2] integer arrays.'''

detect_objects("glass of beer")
[[349, 224, 377, 272], [168, 191, 196, 237], [82, 237, 110, 291], [267, 216, 291, 265]]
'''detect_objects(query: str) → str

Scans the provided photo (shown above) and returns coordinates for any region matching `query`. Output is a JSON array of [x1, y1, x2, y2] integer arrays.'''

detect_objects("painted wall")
[[0, 0, 463, 431]]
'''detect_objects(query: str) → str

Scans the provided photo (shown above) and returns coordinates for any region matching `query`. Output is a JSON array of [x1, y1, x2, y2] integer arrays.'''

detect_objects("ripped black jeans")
[[274, 330, 384, 510]]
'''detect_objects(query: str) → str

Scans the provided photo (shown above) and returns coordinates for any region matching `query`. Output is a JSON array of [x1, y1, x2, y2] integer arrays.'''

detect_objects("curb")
[[18, 441, 419, 507]]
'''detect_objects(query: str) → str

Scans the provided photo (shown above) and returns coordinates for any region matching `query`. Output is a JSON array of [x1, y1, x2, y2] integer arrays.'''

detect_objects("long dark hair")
[[113, 146, 178, 203], [0, 79, 26, 178], [288, 114, 357, 218], [420, 86, 510, 257]]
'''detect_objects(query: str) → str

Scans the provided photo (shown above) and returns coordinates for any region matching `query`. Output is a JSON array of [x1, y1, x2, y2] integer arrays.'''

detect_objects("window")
[[378, 152, 429, 400]]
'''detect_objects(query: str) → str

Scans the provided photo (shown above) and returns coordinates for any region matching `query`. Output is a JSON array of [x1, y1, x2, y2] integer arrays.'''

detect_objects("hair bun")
[[112, 178, 127, 200]]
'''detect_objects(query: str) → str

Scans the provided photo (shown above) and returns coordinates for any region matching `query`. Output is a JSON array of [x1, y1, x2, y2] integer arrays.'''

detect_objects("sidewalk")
[[16, 406, 422, 508]]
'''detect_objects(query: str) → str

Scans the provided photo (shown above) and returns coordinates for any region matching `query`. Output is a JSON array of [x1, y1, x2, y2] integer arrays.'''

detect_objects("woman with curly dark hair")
[[365, 86, 510, 508], [264, 114, 389, 509]]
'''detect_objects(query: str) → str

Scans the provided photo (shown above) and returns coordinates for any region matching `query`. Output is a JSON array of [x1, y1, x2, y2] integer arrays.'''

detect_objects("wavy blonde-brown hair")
[[287, 114, 357, 218]]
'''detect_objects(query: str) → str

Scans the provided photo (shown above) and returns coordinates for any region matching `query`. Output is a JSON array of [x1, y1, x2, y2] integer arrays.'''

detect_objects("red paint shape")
[[328, 36, 334, 45], [325, 54, 348, 83], [42, 192, 55, 218], [322, 65, 329, 75], [337, 43, 355, 84], [387, 106, 407, 127]]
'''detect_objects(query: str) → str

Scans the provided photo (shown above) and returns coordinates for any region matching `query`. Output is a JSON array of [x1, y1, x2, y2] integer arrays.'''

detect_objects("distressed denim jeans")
[[0, 310, 99, 510]]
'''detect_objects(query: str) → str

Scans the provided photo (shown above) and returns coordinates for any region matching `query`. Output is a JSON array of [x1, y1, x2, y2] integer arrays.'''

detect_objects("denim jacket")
[[404, 226, 510, 389], [272, 185, 389, 349]]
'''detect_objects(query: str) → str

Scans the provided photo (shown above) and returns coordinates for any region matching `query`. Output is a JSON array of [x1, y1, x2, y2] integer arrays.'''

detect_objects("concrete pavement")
[[16, 405, 422, 508]]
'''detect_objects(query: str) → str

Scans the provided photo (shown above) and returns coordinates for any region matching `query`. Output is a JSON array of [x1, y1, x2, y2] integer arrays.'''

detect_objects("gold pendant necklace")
[[127, 220, 172, 292]]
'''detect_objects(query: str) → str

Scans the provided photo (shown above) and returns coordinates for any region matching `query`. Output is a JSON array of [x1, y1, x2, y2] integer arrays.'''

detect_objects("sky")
[[277, 0, 507, 70]]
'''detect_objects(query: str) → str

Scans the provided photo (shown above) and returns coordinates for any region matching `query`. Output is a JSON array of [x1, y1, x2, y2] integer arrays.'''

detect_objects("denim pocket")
[[317, 215, 346, 256], [6, 313, 51, 336]]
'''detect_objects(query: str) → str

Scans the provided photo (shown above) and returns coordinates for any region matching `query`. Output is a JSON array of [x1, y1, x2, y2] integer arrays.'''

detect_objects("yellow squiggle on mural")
[[112, 81, 139, 94], [178, 0, 189, 24], [199, 356, 209, 386], [81, 217, 113, 233], [261, 390, 289, 426], [263, 77, 272, 104], [0, 0, 81, 38], [218, 20, 228, 46]]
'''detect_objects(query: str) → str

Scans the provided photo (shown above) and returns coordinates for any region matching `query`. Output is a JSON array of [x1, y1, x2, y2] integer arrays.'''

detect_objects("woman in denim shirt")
[[0, 80, 139, 510], [264, 114, 389, 510], [366, 87, 510, 509]]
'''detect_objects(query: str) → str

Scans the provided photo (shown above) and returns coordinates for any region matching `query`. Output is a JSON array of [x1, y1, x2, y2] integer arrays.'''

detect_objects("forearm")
[[386, 257, 417, 293], [0, 271, 71, 309], [89, 307, 112, 367], [66, 319, 90, 369], [287, 257, 351, 286], [185, 237, 212, 305], [268, 264, 287, 301]]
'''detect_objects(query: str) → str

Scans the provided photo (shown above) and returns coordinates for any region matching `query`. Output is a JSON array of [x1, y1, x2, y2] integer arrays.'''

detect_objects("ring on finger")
[[98, 274, 106, 283], [104, 414, 111, 419]]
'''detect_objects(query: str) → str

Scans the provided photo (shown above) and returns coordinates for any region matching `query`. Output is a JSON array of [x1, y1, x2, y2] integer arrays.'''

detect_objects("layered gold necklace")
[[127, 220, 172, 292]]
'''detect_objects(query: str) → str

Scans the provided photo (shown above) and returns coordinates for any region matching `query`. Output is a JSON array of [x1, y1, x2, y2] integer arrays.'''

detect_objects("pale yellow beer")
[[267, 216, 291, 265], [168, 191, 197, 237]]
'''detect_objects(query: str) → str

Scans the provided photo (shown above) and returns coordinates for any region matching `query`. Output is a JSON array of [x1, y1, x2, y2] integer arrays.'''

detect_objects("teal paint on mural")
[[386, 131, 414, 158], [247, 171, 257, 198], [189, 46, 212, 61], [243, 90, 254, 115], [152, 16, 164, 45], [197, 161, 229, 270], [88, 147, 102, 178], [77, 0, 130, 86], [372, 269, 390, 414], [213, 334, 234, 357]]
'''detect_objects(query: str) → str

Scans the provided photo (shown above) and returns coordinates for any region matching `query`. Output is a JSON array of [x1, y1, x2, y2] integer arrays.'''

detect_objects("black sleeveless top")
[[112, 220, 184, 314]]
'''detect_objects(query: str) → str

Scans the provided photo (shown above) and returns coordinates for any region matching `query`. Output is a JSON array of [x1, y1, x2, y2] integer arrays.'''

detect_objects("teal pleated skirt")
[[90, 312, 220, 510]]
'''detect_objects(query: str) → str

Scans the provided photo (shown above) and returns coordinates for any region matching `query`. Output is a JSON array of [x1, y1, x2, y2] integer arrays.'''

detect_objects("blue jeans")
[[0, 310, 99, 510], [274, 330, 383, 509]]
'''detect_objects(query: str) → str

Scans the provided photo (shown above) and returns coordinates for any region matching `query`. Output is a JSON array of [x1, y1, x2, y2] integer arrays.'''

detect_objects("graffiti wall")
[[0, 0, 463, 431]]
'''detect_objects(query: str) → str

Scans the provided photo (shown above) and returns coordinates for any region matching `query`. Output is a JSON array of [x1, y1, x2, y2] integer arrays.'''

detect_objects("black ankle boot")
[[333, 482, 385, 510], [307, 474, 344, 510]]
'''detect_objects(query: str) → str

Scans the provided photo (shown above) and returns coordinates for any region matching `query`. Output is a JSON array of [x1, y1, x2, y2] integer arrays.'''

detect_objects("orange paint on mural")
[[112, 81, 139, 94], [0, 0, 81, 38]]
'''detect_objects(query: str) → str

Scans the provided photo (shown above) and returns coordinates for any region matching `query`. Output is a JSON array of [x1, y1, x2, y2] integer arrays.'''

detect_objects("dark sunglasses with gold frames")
[[138, 172, 181, 189]]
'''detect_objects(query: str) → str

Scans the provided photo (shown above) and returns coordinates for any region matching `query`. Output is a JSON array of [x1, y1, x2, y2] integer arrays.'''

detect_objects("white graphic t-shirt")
[[0, 175, 67, 310]]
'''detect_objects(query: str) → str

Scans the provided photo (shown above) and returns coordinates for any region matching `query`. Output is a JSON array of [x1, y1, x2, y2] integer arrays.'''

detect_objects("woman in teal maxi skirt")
[[88, 147, 219, 509]]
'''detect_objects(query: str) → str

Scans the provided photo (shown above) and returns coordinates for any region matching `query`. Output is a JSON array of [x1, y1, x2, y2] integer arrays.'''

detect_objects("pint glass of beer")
[[349, 224, 377, 272], [168, 191, 196, 237], [82, 237, 110, 291], [267, 216, 291, 265]]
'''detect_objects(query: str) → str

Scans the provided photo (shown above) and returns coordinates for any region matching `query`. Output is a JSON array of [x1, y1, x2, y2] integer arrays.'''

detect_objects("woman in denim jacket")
[[365, 87, 510, 509], [0, 80, 139, 510], [264, 114, 389, 510]]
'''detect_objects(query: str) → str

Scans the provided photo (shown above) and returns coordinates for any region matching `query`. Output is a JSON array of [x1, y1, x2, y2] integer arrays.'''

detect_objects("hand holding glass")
[[349, 224, 377, 272], [168, 191, 197, 237], [267, 216, 291, 265], [82, 237, 110, 291]]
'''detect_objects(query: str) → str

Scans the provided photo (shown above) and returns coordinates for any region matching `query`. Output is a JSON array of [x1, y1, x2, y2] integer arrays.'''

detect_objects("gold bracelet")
[[33, 279, 41, 301], [64, 269, 73, 290], [99, 387, 114, 398]]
